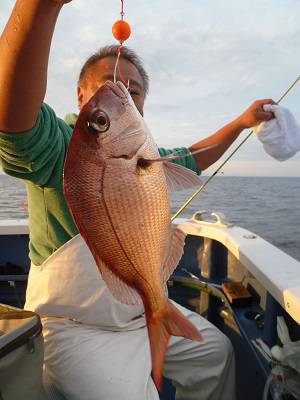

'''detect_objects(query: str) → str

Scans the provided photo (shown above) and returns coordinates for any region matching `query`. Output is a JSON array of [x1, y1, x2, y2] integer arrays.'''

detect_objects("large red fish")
[[63, 81, 203, 389]]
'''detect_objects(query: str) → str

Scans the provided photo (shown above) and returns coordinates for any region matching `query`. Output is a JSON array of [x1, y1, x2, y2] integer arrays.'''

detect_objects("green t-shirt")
[[0, 103, 200, 266]]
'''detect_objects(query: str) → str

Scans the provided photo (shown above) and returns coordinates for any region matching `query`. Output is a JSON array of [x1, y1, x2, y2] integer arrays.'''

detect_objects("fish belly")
[[98, 160, 170, 289]]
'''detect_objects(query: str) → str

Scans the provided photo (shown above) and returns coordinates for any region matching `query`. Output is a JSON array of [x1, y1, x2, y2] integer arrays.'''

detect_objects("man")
[[0, 1, 275, 399]]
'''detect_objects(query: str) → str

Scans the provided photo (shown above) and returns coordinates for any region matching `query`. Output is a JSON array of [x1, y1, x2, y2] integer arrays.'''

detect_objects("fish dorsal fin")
[[163, 162, 202, 192], [96, 256, 143, 306], [163, 225, 186, 282]]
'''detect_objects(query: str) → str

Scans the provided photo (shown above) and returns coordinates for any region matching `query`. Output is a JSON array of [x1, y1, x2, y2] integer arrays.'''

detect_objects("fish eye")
[[88, 110, 110, 133]]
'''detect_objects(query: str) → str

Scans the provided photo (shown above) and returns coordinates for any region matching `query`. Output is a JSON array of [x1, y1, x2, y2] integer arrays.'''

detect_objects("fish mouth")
[[104, 80, 128, 99]]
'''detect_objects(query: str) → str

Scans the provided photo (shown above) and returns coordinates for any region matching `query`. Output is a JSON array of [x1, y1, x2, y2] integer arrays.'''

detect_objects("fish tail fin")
[[147, 300, 203, 390]]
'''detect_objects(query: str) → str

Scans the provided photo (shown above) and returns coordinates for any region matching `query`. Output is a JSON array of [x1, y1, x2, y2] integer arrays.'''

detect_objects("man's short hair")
[[78, 45, 149, 97]]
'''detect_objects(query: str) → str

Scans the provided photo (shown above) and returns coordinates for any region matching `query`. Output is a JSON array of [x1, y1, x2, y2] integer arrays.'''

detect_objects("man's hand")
[[237, 99, 275, 130], [51, 0, 72, 3], [51, 0, 72, 4], [189, 98, 276, 171]]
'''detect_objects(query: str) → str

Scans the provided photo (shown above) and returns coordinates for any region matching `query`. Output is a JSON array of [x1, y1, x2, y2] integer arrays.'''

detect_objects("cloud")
[[1, 0, 300, 175]]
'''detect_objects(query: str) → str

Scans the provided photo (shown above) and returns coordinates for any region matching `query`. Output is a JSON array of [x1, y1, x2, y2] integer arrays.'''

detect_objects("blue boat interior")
[[1, 230, 299, 400]]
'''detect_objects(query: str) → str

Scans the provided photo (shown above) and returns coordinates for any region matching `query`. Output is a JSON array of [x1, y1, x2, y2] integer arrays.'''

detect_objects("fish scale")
[[102, 163, 169, 305]]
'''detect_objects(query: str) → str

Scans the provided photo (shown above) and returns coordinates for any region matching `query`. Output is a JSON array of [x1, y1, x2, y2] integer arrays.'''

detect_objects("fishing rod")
[[171, 74, 300, 221]]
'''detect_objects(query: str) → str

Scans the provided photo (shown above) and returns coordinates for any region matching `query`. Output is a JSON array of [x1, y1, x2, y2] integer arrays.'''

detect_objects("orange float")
[[112, 19, 131, 43]]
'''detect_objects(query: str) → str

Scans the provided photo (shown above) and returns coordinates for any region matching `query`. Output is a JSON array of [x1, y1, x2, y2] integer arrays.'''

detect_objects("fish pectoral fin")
[[163, 225, 186, 282], [162, 162, 202, 192], [96, 256, 143, 306]]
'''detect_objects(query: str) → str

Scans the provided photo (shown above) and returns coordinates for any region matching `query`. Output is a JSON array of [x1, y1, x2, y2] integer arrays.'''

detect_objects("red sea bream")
[[63, 81, 203, 388]]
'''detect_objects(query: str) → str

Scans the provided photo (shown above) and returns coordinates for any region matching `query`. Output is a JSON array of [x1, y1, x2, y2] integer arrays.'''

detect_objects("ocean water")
[[0, 174, 299, 261]]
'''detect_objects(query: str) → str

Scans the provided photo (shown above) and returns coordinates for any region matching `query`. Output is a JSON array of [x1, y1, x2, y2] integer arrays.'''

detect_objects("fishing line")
[[171, 74, 300, 221], [113, 46, 122, 84], [112, 0, 131, 84]]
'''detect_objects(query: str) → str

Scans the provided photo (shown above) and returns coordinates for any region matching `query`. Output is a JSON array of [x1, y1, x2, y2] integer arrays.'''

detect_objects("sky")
[[1, 0, 300, 176]]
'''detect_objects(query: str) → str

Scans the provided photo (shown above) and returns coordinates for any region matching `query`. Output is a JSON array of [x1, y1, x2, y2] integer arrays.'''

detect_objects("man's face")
[[77, 56, 145, 116]]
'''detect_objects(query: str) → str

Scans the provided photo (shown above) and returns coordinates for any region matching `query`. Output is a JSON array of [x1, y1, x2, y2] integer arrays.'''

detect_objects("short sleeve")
[[0, 103, 72, 186]]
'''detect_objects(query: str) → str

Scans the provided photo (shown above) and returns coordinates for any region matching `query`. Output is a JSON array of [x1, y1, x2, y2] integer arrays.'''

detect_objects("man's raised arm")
[[0, 0, 70, 133], [189, 99, 275, 171]]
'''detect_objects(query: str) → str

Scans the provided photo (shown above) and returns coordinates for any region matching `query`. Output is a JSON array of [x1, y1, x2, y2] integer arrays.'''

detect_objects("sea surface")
[[0, 174, 299, 261]]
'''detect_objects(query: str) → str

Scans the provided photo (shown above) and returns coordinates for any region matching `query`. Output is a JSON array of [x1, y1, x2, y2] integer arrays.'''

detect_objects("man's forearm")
[[189, 99, 275, 171], [189, 119, 244, 171], [0, 0, 63, 133]]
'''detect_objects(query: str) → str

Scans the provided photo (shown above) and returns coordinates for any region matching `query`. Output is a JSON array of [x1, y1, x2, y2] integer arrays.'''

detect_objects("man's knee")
[[207, 327, 234, 371], [175, 310, 235, 371], [218, 331, 234, 367]]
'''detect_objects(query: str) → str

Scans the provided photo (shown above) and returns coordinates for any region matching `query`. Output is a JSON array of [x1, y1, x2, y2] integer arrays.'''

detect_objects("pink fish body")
[[63, 81, 202, 388]]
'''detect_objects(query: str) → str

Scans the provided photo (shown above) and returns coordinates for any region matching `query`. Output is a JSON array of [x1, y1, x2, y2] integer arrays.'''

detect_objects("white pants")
[[25, 235, 235, 400], [42, 306, 234, 400]]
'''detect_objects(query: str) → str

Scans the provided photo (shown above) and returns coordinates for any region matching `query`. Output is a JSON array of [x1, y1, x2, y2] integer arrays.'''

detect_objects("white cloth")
[[25, 235, 145, 331], [253, 104, 300, 161], [25, 234, 235, 400]]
